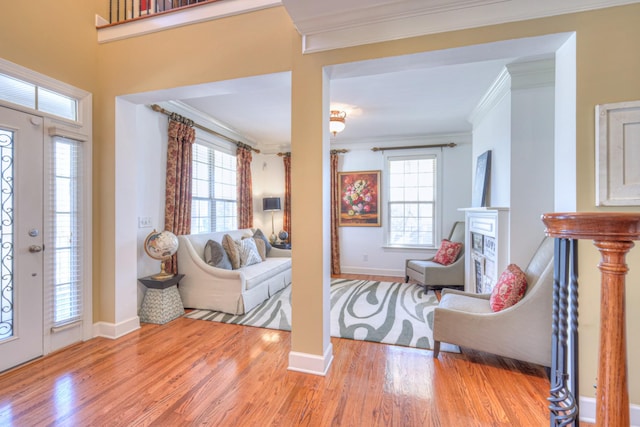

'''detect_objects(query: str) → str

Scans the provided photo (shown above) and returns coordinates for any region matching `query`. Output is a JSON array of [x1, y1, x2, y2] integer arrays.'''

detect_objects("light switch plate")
[[138, 217, 152, 228]]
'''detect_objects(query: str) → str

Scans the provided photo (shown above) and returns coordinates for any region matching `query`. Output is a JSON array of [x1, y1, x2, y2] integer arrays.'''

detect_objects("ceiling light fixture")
[[330, 110, 346, 136]]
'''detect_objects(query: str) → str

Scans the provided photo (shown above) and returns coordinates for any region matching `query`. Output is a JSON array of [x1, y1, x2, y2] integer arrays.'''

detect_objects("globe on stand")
[[144, 229, 179, 280], [278, 230, 289, 243]]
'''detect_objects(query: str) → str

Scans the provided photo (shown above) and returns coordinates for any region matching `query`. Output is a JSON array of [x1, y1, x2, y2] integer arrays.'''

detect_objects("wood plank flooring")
[[0, 274, 593, 426]]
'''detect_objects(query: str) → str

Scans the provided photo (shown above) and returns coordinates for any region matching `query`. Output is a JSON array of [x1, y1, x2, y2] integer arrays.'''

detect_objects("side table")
[[272, 242, 291, 249], [138, 274, 185, 324]]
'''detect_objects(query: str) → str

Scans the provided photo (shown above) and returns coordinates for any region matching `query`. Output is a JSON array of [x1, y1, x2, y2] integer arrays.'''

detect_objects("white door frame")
[[0, 57, 93, 358]]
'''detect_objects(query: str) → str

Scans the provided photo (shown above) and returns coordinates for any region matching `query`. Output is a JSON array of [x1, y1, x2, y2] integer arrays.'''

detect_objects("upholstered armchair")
[[404, 221, 465, 290], [432, 237, 554, 367]]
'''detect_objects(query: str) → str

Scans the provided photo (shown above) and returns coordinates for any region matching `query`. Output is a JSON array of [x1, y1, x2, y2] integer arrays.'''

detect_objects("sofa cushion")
[[490, 264, 528, 312], [253, 228, 272, 255], [243, 257, 292, 290], [203, 239, 232, 270], [238, 237, 262, 267], [439, 293, 493, 314], [222, 234, 241, 269], [433, 239, 463, 265]]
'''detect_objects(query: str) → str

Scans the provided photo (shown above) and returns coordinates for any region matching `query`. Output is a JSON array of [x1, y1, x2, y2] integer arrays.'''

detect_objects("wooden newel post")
[[542, 212, 640, 427], [592, 239, 632, 427]]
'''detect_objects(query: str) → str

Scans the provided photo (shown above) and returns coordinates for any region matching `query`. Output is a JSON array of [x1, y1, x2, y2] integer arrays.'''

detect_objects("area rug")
[[185, 279, 459, 352]]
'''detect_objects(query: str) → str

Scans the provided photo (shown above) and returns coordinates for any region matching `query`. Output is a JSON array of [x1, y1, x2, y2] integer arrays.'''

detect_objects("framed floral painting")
[[337, 170, 381, 226]]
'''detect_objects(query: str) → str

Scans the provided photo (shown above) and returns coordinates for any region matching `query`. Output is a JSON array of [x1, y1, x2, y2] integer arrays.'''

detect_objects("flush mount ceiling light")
[[330, 110, 346, 136]]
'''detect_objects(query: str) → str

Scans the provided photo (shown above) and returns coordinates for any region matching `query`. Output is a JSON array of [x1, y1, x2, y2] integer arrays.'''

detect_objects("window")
[[48, 137, 84, 326], [191, 142, 237, 233], [0, 72, 78, 121], [386, 154, 438, 247]]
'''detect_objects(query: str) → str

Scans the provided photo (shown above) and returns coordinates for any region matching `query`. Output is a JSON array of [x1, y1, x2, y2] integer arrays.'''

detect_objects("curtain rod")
[[276, 148, 349, 157], [148, 104, 260, 153], [371, 142, 456, 152]]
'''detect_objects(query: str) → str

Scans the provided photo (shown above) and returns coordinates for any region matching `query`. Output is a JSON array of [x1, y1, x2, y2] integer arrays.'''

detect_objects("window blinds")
[[48, 137, 83, 327], [191, 142, 237, 233]]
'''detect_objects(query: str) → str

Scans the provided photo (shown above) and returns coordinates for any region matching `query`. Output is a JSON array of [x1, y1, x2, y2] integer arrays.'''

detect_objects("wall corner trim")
[[92, 317, 141, 339], [288, 344, 334, 376]]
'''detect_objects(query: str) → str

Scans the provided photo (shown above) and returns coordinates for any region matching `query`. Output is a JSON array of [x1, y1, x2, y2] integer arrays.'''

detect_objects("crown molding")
[[294, 0, 640, 53], [468, 68, 511, 127], [507, 58, 555, 89], [468, 58, 556, 126], [162, 100, 258, 149]]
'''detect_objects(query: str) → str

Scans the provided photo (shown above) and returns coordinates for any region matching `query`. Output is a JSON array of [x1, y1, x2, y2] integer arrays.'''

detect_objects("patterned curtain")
[[330, 152, 341, 275], [164, 116, 196, 274], [283, 153, 291, 242], [237, 143, 253, 229]]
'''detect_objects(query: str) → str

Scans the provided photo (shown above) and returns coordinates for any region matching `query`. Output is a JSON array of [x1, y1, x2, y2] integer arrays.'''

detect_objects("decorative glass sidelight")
[[0, 129, 14, 340]]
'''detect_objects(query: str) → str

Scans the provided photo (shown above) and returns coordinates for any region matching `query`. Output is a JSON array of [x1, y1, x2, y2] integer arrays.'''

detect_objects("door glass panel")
[[0, 129, 14, 340], [49, 137, 83, 326]]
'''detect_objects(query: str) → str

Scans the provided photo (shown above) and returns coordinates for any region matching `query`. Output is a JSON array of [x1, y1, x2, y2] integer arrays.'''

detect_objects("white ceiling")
[[173, 30, 571, 151], [168, 0, 636, 152]]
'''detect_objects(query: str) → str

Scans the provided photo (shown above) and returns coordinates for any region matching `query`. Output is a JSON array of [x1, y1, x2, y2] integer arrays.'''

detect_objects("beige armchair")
[[432, 237, 554, 367], [405, 221, 465, 290]]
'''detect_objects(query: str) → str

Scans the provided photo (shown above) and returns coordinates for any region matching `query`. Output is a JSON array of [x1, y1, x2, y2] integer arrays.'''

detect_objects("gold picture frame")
[[337, 170, 381, 227]]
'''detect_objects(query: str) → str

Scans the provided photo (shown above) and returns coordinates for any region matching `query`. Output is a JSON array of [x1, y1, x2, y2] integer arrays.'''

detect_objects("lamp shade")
[[263, 197, 281, 211]]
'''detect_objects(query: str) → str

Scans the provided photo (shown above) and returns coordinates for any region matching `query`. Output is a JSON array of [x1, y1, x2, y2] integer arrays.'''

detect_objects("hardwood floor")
[[0, 274, 593, 426]]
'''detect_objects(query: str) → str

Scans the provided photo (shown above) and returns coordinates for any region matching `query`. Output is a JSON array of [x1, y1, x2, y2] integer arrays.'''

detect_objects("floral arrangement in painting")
[[337, 170, 381, 227], [342, 177, 376, 216]]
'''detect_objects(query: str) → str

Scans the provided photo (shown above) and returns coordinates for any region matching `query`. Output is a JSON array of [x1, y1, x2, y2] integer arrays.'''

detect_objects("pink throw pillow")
[[490, 264, 528, 312], [432, 239, 463, 266]]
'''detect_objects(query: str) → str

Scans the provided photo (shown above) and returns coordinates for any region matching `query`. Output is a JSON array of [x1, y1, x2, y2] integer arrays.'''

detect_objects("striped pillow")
[[238, 237, 262, 267]]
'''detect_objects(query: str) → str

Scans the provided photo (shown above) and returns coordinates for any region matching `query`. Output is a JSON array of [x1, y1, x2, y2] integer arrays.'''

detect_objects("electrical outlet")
[[138, 217, 152, 228], [363, 254, 368, 262]]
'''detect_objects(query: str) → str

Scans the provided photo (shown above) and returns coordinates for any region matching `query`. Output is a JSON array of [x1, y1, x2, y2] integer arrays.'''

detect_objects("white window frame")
[[0, 57, 92, 353], [191, 133, 237, 234], [383, 148, 443, 249]]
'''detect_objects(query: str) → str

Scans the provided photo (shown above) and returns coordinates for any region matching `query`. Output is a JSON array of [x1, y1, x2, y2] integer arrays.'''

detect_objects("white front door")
[[0, 106, 44, 372]]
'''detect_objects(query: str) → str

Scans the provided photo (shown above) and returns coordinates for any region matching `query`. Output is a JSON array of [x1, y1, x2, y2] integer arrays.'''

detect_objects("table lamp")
[[262, 197, 281, 244]]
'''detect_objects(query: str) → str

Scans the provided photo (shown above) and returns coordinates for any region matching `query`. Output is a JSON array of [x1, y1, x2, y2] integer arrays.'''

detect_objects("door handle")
[[28, 245, 43, 253]]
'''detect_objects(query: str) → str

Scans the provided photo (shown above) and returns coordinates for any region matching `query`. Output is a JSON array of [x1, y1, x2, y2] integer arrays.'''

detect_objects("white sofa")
[[176, 229, 292, 315]]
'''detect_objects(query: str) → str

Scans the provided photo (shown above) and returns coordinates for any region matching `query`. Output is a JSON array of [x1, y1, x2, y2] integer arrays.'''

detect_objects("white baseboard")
[[579, 396, 640, 426], [93, 316, 140, 339], [339, 266, 404, 277], [288, 343, 334, 376]]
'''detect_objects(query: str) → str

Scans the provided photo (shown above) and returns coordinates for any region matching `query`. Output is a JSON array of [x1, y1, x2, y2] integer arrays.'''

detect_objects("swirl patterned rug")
[[185, 279, 459, 352]]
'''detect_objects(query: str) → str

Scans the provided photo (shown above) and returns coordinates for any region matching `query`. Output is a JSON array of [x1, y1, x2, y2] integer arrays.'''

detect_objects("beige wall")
[[2, 2, 639, 403], [1, 2, 98, 91]]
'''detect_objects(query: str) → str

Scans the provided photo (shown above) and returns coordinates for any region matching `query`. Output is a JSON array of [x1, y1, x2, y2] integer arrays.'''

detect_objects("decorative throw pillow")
[[243, 235, 267, 260], [222, 234, 241, 269], [237, 237, 262, 267], [490, 264, 528, 312], [432, 239, 463, 266], [253, 228, 272, 255], [203, 239, 232, 270], [254, 238, 267, 261]]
